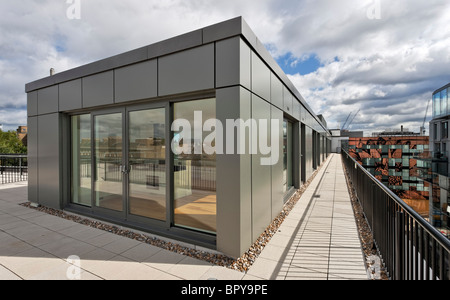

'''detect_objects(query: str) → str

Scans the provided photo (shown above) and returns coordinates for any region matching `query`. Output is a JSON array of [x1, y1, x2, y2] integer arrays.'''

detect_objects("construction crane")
[[341, 112, 352, 130], [420, 98, 431, 136], [344, 109, 360, 131]]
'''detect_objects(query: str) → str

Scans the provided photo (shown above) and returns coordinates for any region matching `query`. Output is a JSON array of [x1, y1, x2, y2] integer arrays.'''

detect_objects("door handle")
[[120, 165, 131, 174]]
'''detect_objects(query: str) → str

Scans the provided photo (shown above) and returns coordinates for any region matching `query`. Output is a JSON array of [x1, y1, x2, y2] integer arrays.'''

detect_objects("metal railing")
[[0, 154, 28, 184], [342, 149, 450, 280], [90, 158, 216, 191]]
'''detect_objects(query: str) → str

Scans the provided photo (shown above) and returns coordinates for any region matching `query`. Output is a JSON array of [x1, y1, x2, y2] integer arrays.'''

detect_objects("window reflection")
[[94, 113, 123, 212], [173, 98, 216, 234], [128, 108, 166, 221], [71, 114, 91, 207]]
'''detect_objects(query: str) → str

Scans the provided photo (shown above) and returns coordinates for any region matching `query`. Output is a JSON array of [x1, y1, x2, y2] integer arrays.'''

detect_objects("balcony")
[[414, 150, 449, 162], [342, 149, 450, 280]]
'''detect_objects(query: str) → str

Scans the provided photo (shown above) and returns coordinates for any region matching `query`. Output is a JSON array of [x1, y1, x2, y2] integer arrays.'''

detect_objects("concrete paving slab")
[[0, 154, 368, 280]]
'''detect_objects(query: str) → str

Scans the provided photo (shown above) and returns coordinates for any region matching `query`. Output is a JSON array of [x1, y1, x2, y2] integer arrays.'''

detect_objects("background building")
[[349, 135, 430, 218], [16, 126, 27, 147], [330, 129, 364, 153], [418, 83, 450, 238]]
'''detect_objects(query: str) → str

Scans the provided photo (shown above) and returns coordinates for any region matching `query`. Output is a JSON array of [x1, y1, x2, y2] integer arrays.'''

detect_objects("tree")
[[0, 130, 27, 154]]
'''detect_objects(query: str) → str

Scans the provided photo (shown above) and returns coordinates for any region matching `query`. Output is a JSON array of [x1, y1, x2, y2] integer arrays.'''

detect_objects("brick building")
[[349, 135, 430, 217]]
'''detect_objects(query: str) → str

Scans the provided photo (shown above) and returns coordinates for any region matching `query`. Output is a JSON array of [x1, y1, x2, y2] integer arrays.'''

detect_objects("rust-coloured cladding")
[[348, 136, 430, 202]]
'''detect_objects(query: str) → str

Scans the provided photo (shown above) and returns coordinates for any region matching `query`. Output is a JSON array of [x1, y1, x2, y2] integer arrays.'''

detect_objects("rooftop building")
[[25, 17, 331, 258]]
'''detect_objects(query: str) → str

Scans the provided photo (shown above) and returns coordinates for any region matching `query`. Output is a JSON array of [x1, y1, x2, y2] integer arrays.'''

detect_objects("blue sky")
[[275, 53, 323, 76], [0, 0, 449, 135]]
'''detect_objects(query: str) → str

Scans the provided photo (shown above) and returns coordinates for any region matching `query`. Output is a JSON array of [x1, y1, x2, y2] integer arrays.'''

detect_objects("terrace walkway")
[[0, 154, 368, 280]]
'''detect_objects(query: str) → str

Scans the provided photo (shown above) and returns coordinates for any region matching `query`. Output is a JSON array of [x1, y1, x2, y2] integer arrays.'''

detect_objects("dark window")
[[442, 122, 448, 139]]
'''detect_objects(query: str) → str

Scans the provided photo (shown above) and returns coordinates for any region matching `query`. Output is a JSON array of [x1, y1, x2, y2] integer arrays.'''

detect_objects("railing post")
[[396, 211, 404, 280]]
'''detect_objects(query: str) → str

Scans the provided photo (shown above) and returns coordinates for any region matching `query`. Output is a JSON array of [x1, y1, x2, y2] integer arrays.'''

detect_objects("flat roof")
[[433, 83, 450, 95], [25, 17, 327, 132]]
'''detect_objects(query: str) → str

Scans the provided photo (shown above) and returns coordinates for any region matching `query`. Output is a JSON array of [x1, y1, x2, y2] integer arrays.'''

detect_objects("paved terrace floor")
[[0, 154, 368, 280]]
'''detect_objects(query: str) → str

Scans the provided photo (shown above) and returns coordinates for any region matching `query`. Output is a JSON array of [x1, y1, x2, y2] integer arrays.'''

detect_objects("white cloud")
[[0, 0, 448, 136]]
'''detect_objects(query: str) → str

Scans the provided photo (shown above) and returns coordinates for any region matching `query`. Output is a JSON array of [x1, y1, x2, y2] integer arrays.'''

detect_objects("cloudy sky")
[[1, 0, 449, 135]]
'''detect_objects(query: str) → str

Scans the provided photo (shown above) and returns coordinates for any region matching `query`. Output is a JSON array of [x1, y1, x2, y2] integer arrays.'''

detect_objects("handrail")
[[342, 149, 450, 253], [0, 154, 28, 184], [0, 154, 27, 158]]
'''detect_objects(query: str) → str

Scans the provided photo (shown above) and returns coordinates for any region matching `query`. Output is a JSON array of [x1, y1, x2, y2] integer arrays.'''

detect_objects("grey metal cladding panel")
[[37, 113, 60, 209], [251, 94, 272, 241], [216, 37, 240, 88], [27, 116, 38, 203], [283, 86, 294, 116], [27, 91, 38, 117], [238, 88, 252, 251], [114, 60, 157, 103], [26, 46, 148, 93], [300, 105, 307, 123], [203, 16, 243, 44], [216, 87, 241, 256], [270, 73, 283, 110], [82, 71, 114, 108], [239, 39, 251, 90], [158, 44, 214, 96], [293, 99, 301, 121], [251, 52, 271, 101], [271, 106, 284, 219], [148, 30, 203, 59], [216, 86, 252, 257], [240, 18, 258, 49], [59, 79, 82, 111], [37, 85, 58, 115], [216, 37, 251, 90]]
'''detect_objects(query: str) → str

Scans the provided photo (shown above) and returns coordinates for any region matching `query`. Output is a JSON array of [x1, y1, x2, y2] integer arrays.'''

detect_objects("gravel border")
[[19, 170, 319, 273]]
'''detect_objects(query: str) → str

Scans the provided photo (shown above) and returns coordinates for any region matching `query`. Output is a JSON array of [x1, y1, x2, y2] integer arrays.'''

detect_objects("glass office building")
[[25, 17, 331, 257], [424, 83, 450, 238]]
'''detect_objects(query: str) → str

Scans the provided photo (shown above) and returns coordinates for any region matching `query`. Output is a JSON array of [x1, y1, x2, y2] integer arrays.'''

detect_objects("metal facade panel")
[[251, 52, 271, 101], [37, 85, 58, 115], [271, 105, 284, 219], [270, 73, 283, 110], [283, 86, 294, 116], [216, 37, 240, 88], [251, 94, 272, 241], [27, 91, 38, 117], [27, 116, 38, 204], [59, 79, 82, 111], [37, 113, 60, 209], [239, 39, 252, 90], [216, 86, 252, 258], [147, 29, 203, 59], [158, 44, 214, 96], [202, 16, 242, 44], [114, 60, 158, 103], [215, 37, 251, 90], [82, 71, 114, 108], [293, 99, 301, 122]]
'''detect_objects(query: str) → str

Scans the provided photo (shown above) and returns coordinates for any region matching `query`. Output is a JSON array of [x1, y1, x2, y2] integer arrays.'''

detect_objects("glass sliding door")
[[94, 112, 124, 212], [173, 98, 216, 234], [128, 108, 166, 221], [71, 114, 92, 207]]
